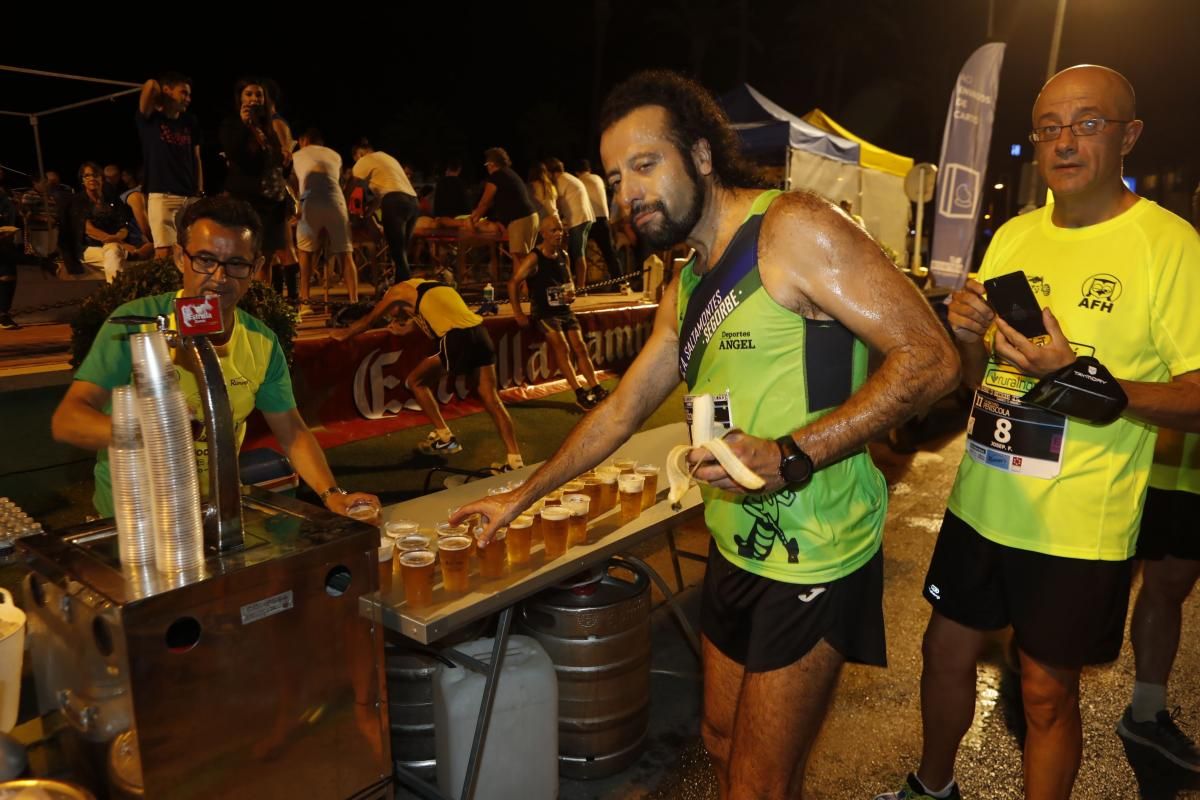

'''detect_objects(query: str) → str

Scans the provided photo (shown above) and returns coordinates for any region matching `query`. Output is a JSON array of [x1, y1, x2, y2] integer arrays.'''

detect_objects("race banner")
[[244, 303, 657, 451], [929, 42, 1006, 289]]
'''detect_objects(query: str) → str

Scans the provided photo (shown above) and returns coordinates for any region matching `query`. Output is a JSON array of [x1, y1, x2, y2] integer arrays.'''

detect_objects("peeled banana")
[[666, 394, 766, 508]]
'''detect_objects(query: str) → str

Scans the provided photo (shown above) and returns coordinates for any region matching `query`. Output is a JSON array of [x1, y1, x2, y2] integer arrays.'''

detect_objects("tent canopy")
[[801, 108, 913, 178], [720, 84, 859, 164]]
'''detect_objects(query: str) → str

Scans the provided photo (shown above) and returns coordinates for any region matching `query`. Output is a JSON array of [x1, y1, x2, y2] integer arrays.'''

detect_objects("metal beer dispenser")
[[17, 299, 391, 799]]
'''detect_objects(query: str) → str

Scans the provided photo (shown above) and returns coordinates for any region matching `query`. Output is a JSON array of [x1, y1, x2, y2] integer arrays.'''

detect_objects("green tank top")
[[675, 189, 886, 584]]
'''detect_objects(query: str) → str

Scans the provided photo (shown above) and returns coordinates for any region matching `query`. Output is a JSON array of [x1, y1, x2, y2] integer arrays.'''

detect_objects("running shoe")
[[1117, 705, 1200, 771], [590, 384, 610, 402], [873, 774, 962, 800], [0, 314, 19, 331], [417, 432, 462, 455]]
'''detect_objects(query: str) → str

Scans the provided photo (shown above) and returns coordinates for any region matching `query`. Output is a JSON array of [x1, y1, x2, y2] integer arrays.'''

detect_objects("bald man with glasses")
[[878, 64, 1200, 800]]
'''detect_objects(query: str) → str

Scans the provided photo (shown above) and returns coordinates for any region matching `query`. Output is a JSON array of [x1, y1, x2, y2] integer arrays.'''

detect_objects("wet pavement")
[[552, 419, 1200, 799]]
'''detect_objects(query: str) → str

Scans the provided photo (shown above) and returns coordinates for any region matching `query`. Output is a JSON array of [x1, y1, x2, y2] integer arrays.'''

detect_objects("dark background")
[[2, 0, 1197, 223]]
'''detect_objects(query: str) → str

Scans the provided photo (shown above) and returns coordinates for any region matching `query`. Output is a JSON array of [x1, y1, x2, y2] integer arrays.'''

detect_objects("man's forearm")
[[794, 340, 960, 468], [51, 404, 113, 450], [282, 428, 338, 495], [1120, 379, 1200, 432], [956, 336, 989, 389]]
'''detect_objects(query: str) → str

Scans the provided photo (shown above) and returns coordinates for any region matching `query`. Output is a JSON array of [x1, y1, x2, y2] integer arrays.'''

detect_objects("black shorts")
[[1136, 487, 1200, 561], [535, 313, 580, 334], [924, 510, 1133, 668], [437, 325, 496, 376], [701, 539, 887, 673]]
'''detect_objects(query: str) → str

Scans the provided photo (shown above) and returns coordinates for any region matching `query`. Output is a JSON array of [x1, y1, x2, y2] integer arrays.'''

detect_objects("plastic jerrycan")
[[0, 588, 27, 733], [434, 634, 558, 799]]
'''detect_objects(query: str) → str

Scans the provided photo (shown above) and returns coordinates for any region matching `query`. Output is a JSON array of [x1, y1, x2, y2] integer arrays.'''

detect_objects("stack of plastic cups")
[[109, 386, 156, 567], [129, 332, 205, 574]]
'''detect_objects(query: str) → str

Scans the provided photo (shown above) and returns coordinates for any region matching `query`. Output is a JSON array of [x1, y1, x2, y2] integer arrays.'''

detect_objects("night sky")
[[3, 0, 1197, 218]]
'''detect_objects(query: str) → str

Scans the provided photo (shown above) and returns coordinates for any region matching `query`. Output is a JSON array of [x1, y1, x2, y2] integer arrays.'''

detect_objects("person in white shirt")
[[351, 139, 418, 281], [293, 129, 358, 309], [576, 158, 622, 282], [545, 158, 595, 289]]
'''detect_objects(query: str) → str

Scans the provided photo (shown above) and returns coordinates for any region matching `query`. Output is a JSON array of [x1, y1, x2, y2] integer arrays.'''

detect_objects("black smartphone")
[[984, 271, 1048, 339]]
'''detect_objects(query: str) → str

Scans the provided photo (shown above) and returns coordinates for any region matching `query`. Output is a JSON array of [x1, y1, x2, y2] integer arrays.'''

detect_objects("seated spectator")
[[120, 169, 151, 248], [102, 163, 123, 203], [62, 163, 151, 282]]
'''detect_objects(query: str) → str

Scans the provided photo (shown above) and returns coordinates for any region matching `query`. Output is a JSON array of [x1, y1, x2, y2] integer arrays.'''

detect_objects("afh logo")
[[1028, 275, 1051, 296], [1079, 274, 1122, 313]]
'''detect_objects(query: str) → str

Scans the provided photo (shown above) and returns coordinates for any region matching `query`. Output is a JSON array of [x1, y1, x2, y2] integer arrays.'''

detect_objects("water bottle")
[[483, 283, 495, 303]]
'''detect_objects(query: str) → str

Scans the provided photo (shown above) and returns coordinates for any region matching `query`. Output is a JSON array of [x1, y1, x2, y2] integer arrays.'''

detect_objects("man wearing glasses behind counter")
[[52, 196, 379, 521]]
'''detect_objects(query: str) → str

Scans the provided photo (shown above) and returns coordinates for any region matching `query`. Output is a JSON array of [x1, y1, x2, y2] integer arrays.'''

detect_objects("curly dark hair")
[[599, 70, 767, 190]]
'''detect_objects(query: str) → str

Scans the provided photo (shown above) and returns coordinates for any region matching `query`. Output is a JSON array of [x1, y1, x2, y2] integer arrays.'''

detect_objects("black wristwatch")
[[776, 436, 814, 485]]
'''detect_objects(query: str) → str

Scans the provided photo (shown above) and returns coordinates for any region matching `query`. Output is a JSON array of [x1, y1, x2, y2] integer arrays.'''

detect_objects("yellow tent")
[[802, 109, 913, 178]]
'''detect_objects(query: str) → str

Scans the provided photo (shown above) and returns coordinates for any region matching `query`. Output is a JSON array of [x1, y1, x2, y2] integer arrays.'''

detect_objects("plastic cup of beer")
[[437, 522, 473, 557], [400, 549, 436, 607], [562, 480, 584, 495], [579, 478, 603, 519], [396, 533, 431, 553], [385, 519, 420, 540], [348, 499, 381, 525], [529, 499, 546, 542], [541, 506, 571, 560], [507, 514, 534, 565], [635, 464, 660, 509], [438, 535, 473, 593], [475, 526, 508, 579], [543, 489, 563, 506], [596, 467, 620, 512], [562, 494, 591, 546], [618, 474, 646, 525], [613, 458, 638, 475]]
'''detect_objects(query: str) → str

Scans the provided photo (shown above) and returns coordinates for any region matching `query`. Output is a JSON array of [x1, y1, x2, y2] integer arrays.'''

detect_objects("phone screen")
[[984, 271, 1048, 339]]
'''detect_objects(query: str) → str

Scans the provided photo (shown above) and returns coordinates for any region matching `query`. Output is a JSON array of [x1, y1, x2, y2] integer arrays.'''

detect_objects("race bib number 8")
[[966, 367, 1067, 479]]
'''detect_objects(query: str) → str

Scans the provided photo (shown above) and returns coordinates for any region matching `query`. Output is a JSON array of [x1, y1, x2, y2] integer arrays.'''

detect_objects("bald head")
[[1035, 65, 1136, 123]]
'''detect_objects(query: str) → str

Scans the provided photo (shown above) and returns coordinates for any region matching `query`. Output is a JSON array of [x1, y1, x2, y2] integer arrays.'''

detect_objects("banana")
[[667, 394, 766, 508]]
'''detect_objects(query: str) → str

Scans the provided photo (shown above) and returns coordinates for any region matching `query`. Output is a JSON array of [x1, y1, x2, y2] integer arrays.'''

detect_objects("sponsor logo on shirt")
[[928, 584, 942, 599], [1079, 273, 1122, 313], [718, 329, 756, 351]]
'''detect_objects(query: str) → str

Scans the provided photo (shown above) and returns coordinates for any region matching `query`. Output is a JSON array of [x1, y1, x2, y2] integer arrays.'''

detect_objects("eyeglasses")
[[1028, 117, 1131, 143], [184, 248, 256, 279]]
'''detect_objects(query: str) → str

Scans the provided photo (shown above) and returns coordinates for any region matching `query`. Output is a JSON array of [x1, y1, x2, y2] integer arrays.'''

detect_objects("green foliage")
[[70, 257, 297, 367]]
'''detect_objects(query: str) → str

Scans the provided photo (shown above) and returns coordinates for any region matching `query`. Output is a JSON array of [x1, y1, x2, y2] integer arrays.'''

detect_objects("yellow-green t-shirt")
[[948, 199, 1200, 560], [76, 291, 296, 517]]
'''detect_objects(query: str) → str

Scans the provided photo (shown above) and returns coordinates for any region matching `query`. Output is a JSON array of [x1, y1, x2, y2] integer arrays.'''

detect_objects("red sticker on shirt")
[[176, 295, 224, 336]]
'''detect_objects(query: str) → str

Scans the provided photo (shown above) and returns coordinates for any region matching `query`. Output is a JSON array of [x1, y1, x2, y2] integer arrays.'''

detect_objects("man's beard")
[[632, 168, 704, 251], [633, 188, 700, 250]]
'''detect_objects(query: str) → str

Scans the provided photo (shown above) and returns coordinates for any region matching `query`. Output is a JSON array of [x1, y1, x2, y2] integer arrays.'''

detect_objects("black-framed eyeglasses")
[[183, 248, 256, 279], [1029, 117, 1132, 143]]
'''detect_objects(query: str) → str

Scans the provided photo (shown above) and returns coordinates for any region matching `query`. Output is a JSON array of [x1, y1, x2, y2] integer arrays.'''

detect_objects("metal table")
[[358, 422, 706, 800]]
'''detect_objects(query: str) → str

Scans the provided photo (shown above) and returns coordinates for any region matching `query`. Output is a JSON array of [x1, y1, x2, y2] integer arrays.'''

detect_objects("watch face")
[[782, 456, 812, 484]]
